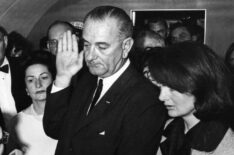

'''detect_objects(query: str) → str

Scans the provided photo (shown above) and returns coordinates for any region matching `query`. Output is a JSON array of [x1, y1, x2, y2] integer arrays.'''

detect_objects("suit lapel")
[[70, 73, 97, 126], [73, 65, 138, 134]]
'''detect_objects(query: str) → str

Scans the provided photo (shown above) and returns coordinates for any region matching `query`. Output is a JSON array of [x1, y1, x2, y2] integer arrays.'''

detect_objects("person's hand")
[[55, 31, 84, 88]]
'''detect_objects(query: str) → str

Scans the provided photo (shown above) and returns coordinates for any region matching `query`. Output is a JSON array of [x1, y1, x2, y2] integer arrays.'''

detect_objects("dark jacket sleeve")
[[116, 85, 167, 155], [43, 84, 72, 139]]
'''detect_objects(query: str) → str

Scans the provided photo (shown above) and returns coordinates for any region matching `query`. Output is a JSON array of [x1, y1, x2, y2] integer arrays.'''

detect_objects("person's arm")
[[43, 30, 83, 139], [43, 84, 73, 139], [0, 127, 4, 155], [117, 88, 167, 155]]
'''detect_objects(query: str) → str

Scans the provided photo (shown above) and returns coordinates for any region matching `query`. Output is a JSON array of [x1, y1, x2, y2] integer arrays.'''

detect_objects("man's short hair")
[[147, 17, 168, 30], [0, 26, 8, 36], [84, 6, 133, 40]]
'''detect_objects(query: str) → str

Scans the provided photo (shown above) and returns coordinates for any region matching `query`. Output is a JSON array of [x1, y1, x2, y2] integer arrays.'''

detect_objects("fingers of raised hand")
[[72, 34, 78, 53], [58, 31, 78, 54], [67, 31, 72, 52], [62, 31, 68, 52]]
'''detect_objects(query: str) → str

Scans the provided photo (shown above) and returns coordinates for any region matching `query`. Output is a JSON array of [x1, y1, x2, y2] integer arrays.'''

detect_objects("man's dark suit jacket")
[[43, 65, 167, 155], [8, 58, 31, 112]]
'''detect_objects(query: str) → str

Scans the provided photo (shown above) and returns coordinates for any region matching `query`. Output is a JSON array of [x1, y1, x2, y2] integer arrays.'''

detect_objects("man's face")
[[47, 25, 69, 55], [143, 36, 164, 51], [0, 33, 7, 66], [82, 17, 130, 78], [171, 27, 192, 44], [149, 22, 167, 39]]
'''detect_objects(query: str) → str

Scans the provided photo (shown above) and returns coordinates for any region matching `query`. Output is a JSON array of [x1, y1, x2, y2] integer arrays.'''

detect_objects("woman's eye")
[[41, 76, 49, 80], [26, 79, 34, 83]]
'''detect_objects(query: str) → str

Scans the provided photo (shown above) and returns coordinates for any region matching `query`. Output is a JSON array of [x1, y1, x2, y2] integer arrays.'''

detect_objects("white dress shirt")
[[0, 57, 17, 124], [97, 59, 130, 103]]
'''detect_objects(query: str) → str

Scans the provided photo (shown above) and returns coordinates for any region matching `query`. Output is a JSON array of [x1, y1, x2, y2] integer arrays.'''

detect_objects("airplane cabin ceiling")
[[0, 0, 58, 36]]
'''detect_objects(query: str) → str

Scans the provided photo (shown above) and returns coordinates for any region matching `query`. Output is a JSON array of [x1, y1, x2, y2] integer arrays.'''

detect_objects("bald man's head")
[[47, 21, 75, 55]]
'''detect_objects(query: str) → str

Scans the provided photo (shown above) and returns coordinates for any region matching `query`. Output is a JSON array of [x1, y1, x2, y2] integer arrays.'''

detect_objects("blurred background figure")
[[130, 28, 165, 72], [189, 24, 204, 44], [169, 23, 193, 44], [7, 52, 57, 155], [134, 47, 163, 77], [6, 31, 32, 67], [0, 26, 31, 130], [0, 109, 7, 155], [147, 17, 169, 41], [225, 42, 234, 72], [169, 22, 204, 45], [134, 28, 165, 52], [39, 36, 50, 52], [148, 42, 234, 155]]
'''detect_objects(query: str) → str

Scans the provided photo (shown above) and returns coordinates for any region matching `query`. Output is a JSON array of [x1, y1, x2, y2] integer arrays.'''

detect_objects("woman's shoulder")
[[10, 105, 32, 123], [214, 128, 234, 154], [191, 128, 234, 155]]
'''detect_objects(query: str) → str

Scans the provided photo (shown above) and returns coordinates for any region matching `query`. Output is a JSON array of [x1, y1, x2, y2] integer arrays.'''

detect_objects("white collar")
[[98, 59, 130, 85], [0, 57, 9, 67], [97, 59, 130, 101]]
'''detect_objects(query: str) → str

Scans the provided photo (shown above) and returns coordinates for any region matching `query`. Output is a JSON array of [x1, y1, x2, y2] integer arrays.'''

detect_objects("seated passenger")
[[7, 54, 57, 155], [148, 42, 234, 155]]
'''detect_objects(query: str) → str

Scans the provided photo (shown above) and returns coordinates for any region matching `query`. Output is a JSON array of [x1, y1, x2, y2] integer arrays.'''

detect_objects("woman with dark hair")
[[6, 52, 57, 155], [148, 42, 234, 155]]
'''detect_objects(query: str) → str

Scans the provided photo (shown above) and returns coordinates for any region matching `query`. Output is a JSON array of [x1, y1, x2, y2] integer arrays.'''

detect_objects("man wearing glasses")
[[47, 21, 77, 55]]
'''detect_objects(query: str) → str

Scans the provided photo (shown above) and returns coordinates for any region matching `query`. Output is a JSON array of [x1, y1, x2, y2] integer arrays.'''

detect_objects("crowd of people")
[[0, 5, 234, 155]]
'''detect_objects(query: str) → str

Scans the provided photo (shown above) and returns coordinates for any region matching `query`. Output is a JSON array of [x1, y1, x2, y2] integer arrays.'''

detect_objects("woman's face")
[[155, 82, 195, 118], [25, 64, 52, 103]]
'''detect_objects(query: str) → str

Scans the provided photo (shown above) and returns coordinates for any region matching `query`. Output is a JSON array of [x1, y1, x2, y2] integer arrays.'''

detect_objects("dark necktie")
[[89, 79, 103, 113], [0, 64, 9, 73]]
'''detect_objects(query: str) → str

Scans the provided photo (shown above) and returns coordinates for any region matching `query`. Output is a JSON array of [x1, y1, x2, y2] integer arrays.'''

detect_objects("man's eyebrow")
[[82, 38, 109, 46]]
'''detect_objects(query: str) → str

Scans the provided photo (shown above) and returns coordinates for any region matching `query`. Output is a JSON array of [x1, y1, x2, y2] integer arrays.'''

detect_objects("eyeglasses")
[[47, 39, 58, 48], [0, 131, 9, 144]]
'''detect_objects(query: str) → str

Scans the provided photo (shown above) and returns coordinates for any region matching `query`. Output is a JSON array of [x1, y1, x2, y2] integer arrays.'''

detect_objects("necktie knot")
[[89, 79, 103, 113], [0, 64, 9, 73]]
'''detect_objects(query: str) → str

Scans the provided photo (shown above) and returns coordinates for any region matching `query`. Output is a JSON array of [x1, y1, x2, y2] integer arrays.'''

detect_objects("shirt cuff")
[[51, 82, 67, 93]]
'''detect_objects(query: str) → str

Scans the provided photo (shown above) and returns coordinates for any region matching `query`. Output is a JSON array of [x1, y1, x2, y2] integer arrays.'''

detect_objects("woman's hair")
[[23, 50, 55, 79], [148, 41, 234, 124]]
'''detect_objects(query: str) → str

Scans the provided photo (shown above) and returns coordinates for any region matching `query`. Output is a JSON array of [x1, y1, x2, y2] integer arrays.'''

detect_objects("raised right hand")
[[55, 31, 84, 88]]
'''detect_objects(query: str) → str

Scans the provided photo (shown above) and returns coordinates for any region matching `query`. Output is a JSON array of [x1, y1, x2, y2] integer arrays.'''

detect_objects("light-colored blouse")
[[9, 104, 58, 155]]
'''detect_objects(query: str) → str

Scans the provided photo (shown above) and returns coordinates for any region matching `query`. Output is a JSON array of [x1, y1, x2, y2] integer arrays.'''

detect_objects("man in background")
[[0, 26, 30, 128], [147, 17, 168, 41], [47, 20, 76, 55]]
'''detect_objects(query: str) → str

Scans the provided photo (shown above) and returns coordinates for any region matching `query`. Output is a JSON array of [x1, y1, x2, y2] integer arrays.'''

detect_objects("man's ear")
[[3, 36, 8, 48], [47, 42, 50, 50], [122, 37, 134, 58]]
